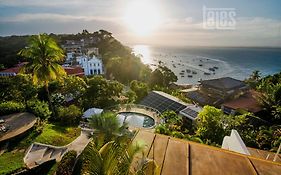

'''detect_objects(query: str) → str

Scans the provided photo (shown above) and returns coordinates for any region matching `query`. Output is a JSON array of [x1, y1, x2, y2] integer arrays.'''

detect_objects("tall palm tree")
[[18, 34, 66, 115]]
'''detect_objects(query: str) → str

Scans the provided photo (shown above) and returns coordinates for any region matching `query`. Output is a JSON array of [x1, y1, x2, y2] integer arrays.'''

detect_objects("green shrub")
[[27, 100, 51, 119], [56, 151, 77, 175], [57, 105, 82, 125], [0, 101, 25, 116]]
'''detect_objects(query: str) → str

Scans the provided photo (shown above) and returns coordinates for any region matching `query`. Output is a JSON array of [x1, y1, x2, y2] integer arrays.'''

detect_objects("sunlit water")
[[133, 45, 281, 85], [117, 112, 155, 128]]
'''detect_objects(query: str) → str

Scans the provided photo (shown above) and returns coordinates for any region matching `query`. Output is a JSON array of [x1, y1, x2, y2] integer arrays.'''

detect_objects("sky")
[[0, 0, 281, 47]]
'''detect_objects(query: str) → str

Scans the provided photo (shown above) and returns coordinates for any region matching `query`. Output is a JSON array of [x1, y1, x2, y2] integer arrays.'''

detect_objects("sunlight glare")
[[123, 0, 162, 36], [133, 45, 152, 64]]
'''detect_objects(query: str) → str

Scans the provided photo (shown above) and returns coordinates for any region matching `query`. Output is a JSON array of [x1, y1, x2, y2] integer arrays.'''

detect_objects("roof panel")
[[140, 91, 187, 113]]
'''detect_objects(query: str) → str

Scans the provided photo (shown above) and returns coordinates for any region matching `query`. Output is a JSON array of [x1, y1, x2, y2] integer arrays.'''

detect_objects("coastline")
[[133, 45, 281, 85]]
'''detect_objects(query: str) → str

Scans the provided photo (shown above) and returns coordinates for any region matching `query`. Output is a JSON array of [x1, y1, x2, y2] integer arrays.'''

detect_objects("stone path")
[[24, 128, 92, 168]]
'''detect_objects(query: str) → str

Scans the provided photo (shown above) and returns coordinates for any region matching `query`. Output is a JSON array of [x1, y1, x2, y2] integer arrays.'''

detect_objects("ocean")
[[133, 45, 281, 85]]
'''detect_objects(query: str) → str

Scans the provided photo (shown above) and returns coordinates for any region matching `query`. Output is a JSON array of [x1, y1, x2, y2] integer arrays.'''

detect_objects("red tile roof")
[[63, 66, 84, 77], [223, 90, 262, 113], [0, 63, 84, 77], [0, 66, 21, 74]]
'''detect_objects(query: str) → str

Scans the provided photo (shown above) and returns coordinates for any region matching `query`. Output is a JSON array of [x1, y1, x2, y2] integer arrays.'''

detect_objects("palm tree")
[[250, 70, 261, 81], [89, 112, 132, 148], [18, 34, 66, 115], [78, 138, 158, 175]]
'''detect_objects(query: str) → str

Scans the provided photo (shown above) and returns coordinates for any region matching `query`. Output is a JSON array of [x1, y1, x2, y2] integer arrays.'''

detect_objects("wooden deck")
[[132, 130, 281, 175]]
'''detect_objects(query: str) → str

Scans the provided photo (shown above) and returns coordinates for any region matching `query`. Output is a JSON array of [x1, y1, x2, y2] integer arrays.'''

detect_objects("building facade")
[[76, 55, 103, 76]]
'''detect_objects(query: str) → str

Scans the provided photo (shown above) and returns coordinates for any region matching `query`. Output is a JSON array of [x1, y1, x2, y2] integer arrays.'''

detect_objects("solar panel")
[[140, 91, 187, 114], [180, 108, 199, 119]]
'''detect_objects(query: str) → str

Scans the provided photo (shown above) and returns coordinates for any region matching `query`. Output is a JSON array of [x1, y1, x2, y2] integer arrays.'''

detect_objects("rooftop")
[[0, 63, 84, 77], [139, 91, 188, 113], [222, 90, 262, 113], [132, 130, 281, 175], [201, 77, 247, 91]]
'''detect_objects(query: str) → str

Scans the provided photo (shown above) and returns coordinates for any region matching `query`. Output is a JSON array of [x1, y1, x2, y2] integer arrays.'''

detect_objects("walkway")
[[24, 129, 92, 168], [0, 113, 37, 142]]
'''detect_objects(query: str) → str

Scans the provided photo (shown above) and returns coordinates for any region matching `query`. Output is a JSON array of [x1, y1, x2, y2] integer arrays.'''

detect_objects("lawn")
[[34, 124, 81, 146], [0, 151, 25, 175]]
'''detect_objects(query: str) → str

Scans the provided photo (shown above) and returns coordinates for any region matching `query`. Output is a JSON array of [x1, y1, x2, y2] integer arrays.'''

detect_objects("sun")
[[123, 0, 162, 36]]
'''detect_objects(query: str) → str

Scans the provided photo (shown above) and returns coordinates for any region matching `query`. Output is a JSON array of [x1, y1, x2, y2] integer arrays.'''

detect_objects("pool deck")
[[112, 104, 161, 129]]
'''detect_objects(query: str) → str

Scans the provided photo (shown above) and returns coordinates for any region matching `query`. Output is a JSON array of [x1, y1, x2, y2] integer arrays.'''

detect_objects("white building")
[[77, 55, 104, 76]]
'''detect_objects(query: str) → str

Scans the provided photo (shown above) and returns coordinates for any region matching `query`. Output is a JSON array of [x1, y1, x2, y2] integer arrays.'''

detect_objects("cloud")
[[0, 11, 280, 47], [0, 13, 119, 23], [0, 0, 110, 7]]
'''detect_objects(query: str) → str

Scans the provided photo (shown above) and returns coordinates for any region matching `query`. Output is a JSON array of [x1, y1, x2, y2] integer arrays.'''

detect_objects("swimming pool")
[[117, 112, 155, 128]]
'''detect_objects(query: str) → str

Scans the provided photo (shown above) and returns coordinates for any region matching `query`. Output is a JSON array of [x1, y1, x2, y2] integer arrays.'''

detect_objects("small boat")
[[199, 64, 203, 67], [192, 71, 197, 74], [173, 64, 176, 68], [181, 70, 185, 72], [214, 66, 219, 69], [179, 72, 184, 75], [209, 68, 215, 71], [178, 63, 181, 65], [186, 69, 191, 73], [188, 75, 193, 78], [181, 75, 184, 77], [204, 72, 211, 75]]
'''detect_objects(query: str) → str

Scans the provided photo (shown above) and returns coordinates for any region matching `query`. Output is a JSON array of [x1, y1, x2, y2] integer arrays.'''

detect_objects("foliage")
[[105, 56, 147, 84], [34, 124, 81, 146], [56, 151, 77, 175], [57, 105, 82, 125], [0, 151, 25, 175], [245, 70, 262, 88], [18, 33, 66, 116], [195, 106, 248, 144], [0, 35, 27, 68], [124, 90, 137, 104], [149, 64, 177, 88], [82, 76, 124, 109], [255, 125, 281, 151], [76, 139, 158, 175], [171, 90, 192, 103], [61, 75, 87, 102], [160, 111, 182, 125], [89, 112, 131, 148], [256, 80, 281, 123], [0, 74, 37, 103], [155, 111, 202, 143], [18, 34, 66, 85], [0, 101, 25, 116], [130, 80, 149, 102], [26, 100, 52, 119]]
